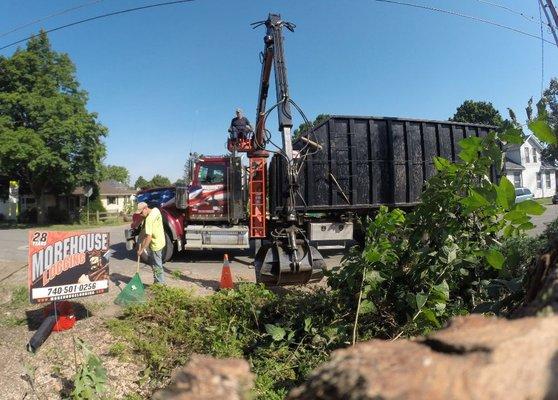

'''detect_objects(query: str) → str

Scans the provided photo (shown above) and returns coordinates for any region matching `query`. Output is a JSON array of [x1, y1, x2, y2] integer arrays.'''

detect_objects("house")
[[72, 180, 136, 213], [504, 135, 558, 198]]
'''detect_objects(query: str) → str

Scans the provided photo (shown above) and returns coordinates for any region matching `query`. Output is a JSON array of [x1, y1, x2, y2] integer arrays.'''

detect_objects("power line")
[[0, 0, 195, 51], [0, 0, 105, 39], [469, 0, 536, 23], [371, 0, 557, 47]]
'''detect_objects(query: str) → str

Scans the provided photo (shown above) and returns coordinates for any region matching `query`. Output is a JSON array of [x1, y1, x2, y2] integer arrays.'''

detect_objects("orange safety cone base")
[[219, 254, 234, 290]]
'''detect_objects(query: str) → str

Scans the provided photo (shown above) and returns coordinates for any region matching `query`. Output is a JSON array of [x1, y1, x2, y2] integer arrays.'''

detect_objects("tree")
[[0, 31, 107, 223], [174, 178, 186, 186], [293, 114, 330, 139], [134, 176, 149, 190], [450, 100, 504, 127], [100, 164, 130, 185], [149, 174, 171, 187], [542, 78, 558, 162]]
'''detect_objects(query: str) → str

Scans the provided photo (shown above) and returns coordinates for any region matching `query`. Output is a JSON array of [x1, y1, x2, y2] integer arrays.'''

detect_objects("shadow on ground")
[[25, 301, 92, 331]]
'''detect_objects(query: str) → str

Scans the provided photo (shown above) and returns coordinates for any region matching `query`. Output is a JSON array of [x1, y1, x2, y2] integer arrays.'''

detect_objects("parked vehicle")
[[125, 13, 495, 286], [515, 187, 534, 203], [552, 192, 558, 204]]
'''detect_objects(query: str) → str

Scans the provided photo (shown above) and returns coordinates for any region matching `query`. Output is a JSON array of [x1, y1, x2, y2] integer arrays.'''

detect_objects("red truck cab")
[[125, 155, 248, 261]]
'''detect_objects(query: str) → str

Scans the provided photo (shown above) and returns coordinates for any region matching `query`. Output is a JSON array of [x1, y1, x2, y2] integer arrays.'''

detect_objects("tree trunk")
[[35, 191, 47, 225], [513, 238, 558, 317]]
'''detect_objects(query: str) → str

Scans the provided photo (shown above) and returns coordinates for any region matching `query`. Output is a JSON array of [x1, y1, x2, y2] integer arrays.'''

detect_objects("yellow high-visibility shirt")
[[145, 207, 165, 251]]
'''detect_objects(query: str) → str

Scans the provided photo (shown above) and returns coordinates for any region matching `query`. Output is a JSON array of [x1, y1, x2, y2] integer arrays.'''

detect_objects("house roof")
[[507, 134, 545, 151], [73, 180, 136, 196], [541, 161, 558, 170], [504, 158, 525, 171]]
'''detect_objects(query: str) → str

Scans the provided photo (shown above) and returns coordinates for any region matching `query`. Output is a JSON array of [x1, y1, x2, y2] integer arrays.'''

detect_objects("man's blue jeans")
[[149, 248, 165, 284]]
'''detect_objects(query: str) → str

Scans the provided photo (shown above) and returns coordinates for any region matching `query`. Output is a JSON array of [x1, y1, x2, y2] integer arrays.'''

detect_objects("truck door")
[[189, 161, 228, 220]]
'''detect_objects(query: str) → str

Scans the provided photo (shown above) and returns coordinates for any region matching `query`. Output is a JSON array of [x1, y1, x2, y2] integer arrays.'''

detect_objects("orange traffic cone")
[[219, 254, 234, 290]]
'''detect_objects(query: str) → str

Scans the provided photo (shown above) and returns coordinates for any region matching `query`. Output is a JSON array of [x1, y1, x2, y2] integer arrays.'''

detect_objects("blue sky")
[[1, 0, 557, 183]]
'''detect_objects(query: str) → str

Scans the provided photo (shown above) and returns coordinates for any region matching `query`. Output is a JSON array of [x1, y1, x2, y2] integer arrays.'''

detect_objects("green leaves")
[[528, 119, 556, 145], [71, 338, 107, 400], [495, 177, 515, 209], [515, 200, 545, 216], [458, 136, 483, 163], [415, 293, 428, 310], [485, 249, 505, 270], [0, 31, 107, 223], [499, 127, 525, 144], [265, 324, 286, 341], [358, 299, 377, 315]]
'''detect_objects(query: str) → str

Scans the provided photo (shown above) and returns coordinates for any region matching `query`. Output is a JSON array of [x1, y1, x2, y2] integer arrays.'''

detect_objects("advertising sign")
[[28, 231, 110, 303]]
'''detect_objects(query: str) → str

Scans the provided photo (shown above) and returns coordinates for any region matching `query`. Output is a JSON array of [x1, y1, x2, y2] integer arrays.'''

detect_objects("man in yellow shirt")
[[136, 202, 166, 284]]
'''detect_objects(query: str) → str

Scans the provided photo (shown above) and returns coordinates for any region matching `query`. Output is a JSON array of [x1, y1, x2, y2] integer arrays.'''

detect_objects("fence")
[[81, 210, 133, 224]]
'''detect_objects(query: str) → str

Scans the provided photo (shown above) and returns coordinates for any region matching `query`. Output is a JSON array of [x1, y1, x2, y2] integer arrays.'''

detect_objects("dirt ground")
[[0, 224, 344, 399]]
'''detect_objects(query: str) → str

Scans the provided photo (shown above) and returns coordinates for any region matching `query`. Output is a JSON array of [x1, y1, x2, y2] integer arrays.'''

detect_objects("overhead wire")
[[0, 0, 105, 39], [0, 0, 196, 51], [371, 0, 557, 47], [469, 0, 537, 23]]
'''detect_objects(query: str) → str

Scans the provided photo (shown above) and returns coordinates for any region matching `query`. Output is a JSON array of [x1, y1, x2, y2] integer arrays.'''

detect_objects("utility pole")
[[540, 0, 558, 47], [547, 0, 558, 27]]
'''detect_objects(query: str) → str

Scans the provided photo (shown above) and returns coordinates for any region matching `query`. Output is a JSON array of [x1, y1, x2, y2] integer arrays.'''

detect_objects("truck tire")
[[136, 231, 174, 263], [163, 232, 174, 262]]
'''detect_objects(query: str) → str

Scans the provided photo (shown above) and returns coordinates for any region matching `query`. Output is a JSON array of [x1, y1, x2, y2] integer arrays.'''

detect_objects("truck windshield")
[[137, 188, 175, 207], [199, 164, 225, 184]]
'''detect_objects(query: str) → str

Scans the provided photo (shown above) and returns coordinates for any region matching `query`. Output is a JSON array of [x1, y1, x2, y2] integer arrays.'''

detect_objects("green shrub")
[[328, 128, 545, 338], [79, 197, 106, 223], [47, 207, 70, 224], [109, 284, 342, 399]]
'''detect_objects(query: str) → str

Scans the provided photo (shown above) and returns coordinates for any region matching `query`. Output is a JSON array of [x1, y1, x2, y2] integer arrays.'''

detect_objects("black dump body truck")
[[269, 115, 495, 217]]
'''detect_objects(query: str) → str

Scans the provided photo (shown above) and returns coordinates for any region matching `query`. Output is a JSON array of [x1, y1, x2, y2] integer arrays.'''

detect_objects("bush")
[[109, 284, 343, 399], [328, 129, 545, 338], [79, 197, 106, 223], [46, 207, 70, 224], [18, 207, 37, 223]]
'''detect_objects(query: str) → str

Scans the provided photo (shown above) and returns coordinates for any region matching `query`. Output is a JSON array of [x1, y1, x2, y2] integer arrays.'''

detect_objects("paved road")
[[530, 203, 558, 237], [0, 224, 344, 297]]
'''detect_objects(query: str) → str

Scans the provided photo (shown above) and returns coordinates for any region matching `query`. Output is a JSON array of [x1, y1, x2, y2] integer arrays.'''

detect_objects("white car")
[[514, 187, 534, 203]]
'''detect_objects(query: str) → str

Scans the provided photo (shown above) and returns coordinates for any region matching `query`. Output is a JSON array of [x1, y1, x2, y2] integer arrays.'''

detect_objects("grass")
[[170, 270, 183, 280], [108, 284, 342, 399], [0, 286, 30, 327], [535, 197, 554, 206]]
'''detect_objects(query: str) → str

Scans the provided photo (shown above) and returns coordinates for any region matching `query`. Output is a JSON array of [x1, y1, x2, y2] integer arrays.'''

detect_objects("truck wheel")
[[135, 231, 174, 262], [163, 232, 174, 262]]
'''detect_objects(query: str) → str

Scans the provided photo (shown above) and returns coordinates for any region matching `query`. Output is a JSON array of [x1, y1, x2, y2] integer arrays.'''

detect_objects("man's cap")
[[236, 108, 242, 113], [136, 202, 148, 213]]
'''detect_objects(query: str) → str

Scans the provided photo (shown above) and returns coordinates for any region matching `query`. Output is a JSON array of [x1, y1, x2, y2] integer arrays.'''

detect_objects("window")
[[533, 148, 537, 163], [524, 147, 530, 163], [515, 188, 524, 196], [107, 196, 117, 205], [524, 188, 532, 195], [546, 172, 551, 188], [537, 173, 542, 189], [199, 164, 225, 184], [513, 172, 522, 187]]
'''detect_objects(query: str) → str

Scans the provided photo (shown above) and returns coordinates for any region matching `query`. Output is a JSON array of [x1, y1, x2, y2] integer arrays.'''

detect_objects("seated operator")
[[228, 108, 253, 140]]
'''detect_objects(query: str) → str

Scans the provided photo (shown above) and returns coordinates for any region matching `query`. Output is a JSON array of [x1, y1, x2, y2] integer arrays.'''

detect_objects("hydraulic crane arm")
[[252, 14, 295, 157], [250, 14, 325, 286]]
